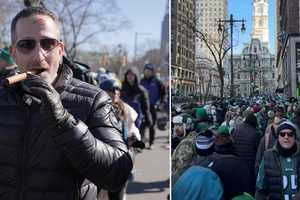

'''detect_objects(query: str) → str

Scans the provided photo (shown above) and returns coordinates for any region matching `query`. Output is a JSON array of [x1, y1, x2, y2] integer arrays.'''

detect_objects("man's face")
[[143, 68, 153, 79], [10, 15, 64, 84], [278, 129, 296, 149], [173, 123, 185, 137]]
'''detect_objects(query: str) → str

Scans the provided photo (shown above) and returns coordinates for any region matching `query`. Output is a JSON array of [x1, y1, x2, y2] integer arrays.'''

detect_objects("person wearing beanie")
[[140, 63, 166, 149], [256, 121, 300, 200], [255, 117, 287, 177], [171, 123, 212, 186], [172, 166, 224, 200], [208, 125, 252, 200], [171, 115, 186, 152], [195, 129, 215, 156], [100, 78, 143, 200], [231, 112, 261, 196]]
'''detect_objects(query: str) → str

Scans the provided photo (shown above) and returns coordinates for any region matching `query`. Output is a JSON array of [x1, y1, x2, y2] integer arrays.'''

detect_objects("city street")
[[126, 125, 170, 200]]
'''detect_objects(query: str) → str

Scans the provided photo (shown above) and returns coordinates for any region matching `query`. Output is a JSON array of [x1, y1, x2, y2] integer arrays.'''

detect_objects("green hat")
[[232, 192, 254, 200], [195, 107, 208, 121], [217, 125, 230, 136], [195, 122, 209, 133], [0, 47, 14, 65]]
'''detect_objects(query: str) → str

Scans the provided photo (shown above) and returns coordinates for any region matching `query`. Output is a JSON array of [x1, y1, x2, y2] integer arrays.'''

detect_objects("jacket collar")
[[54, 64, 73, 93]]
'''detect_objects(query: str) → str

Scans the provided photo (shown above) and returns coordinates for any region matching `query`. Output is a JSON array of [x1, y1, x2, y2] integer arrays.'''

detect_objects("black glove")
[[21, 74, 71, 129]]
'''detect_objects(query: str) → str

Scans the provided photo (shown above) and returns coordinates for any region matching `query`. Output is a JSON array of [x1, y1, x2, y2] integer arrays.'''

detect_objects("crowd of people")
[[171, 95, 300, 200]]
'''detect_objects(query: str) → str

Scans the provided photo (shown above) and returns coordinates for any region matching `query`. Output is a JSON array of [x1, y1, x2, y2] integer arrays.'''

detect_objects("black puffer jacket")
[[232, 121, 260, 195], [0, 64, 133, 199]]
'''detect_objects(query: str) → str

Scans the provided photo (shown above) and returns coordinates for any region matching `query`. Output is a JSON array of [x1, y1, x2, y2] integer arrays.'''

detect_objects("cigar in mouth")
[[4, 69, 45, 86]]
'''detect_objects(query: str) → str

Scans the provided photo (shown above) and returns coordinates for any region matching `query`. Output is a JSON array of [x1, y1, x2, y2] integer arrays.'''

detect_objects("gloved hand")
[[21, 74, 71, 129]]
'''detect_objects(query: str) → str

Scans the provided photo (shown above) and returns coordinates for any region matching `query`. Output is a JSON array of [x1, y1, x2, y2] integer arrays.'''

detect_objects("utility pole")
[[133, 32, 151, 62], [218, 14, 245, 98]]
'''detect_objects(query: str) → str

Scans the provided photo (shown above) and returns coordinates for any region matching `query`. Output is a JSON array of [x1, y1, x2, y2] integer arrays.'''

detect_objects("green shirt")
[[280, 156, 298, 200], [256, 156, 298, 200]]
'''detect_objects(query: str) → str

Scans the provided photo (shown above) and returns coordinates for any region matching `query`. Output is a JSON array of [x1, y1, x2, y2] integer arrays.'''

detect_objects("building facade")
[[195, 58, 220, 102], [160, 0, 169, 67], [195, 0, 228, 97], [231, 0, 276, 97], [233, 38, 276, 97], [276, 0, 300, 97], [171, 0, 196, 96]]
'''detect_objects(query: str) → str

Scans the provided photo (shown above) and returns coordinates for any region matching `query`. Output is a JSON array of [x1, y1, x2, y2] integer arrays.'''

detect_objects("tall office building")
[[195, 0, 228, 98], [195, 0, 227, 60], [160, 0, 169, 68], [171, 0, 196, 95]]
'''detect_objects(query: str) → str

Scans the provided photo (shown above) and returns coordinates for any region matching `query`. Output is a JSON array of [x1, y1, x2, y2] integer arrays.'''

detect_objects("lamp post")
[[218, 14, 245, 98], [243, 53, 259, 96]]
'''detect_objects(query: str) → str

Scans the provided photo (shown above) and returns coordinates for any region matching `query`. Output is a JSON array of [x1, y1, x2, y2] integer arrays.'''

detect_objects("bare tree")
[[43, 0, 130, 60], [195, 25, 230, 100], [108, 44, 128, 76], [1, 0, 129, 60], [0, 1, 23, 46]]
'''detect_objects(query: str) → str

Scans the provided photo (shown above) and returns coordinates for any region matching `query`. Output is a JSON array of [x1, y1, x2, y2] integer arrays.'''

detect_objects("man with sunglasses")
[[0, 7, 133, 200], [256, 121, 300, 200]]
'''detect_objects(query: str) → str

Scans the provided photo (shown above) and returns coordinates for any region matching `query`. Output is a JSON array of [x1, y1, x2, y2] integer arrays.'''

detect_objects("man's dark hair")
[[11, 7, 59, 44]]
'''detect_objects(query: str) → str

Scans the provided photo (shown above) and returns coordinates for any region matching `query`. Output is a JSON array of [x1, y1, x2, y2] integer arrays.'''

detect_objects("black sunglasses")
[[279, 131, 294, 137], [16, 38, 60, 54]]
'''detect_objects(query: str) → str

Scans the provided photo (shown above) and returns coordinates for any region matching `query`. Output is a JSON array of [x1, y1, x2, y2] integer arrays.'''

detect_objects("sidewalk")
[[126, 127, 170, 200]]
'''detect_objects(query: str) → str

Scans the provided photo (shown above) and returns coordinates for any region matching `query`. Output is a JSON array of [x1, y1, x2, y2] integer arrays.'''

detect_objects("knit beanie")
[[276, 121, 297, 137], [195, 129, 214, 150], [0, 47, 14, 65], [144, 63, 155, 71]]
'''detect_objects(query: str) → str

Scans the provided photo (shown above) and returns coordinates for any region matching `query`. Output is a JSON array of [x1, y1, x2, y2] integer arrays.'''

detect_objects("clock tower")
[[252, 0, 269, 47]]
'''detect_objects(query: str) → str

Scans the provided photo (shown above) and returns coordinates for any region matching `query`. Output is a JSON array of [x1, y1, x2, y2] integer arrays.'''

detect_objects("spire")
[[251, 0, 269, 47]]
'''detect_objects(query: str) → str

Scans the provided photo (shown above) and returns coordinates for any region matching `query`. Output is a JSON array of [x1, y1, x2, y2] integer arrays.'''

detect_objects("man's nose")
[[31, 42, 47, 62]]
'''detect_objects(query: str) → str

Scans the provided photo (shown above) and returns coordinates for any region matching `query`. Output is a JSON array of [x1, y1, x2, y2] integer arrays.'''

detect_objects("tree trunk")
[[220, 76, 224, 101], [217, 63, 224, 101]]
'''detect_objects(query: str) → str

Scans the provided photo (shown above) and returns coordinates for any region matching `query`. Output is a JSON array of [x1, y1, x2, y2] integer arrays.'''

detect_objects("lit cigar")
[[4, 69, 44, 86]]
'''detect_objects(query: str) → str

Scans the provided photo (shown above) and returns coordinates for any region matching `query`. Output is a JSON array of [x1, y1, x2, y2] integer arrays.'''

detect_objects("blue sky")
[[228, 0, 275, 54], [97, 0, 168, 59]]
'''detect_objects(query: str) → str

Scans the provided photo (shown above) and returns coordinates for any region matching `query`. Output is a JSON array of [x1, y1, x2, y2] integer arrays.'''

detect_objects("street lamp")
[[243, 53, 259, 96], [218, 14, 246, 98]]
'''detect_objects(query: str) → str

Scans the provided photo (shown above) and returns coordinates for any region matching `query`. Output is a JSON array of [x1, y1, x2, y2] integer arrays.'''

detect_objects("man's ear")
[[58, 41, 64, 54]]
